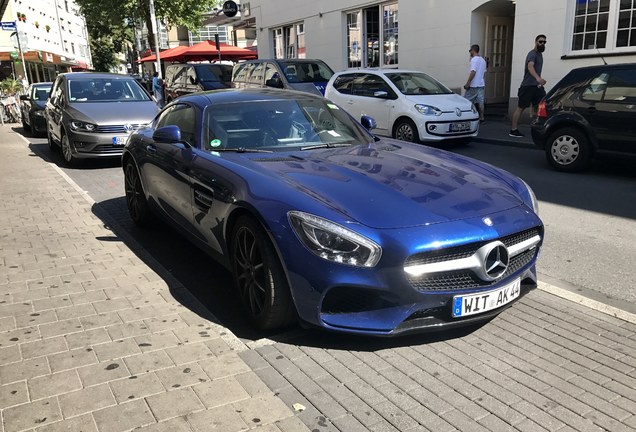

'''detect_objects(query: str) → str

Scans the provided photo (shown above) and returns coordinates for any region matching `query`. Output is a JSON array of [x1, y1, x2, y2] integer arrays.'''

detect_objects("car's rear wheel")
[[545, 127, 590, 172], [61, 133, 77, 166], [231, 216, 294, 331], [124, 160, 152, 227], [394, 118, 419, 143]]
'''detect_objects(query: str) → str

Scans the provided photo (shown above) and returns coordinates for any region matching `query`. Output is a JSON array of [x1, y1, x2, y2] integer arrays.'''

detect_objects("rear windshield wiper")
[[300, 143, 352, 151], [215, 147, 273, 153]]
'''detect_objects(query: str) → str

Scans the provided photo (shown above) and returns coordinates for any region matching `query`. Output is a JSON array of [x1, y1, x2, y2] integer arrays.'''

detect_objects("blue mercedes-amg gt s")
[[122, 88, 543, 336]]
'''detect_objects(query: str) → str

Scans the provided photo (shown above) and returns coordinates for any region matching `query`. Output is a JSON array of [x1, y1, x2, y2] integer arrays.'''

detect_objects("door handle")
[[146, 145, 156, 153]]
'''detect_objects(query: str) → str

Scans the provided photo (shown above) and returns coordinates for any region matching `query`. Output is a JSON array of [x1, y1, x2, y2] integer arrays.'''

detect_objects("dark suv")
[[164, 63, 233, 103], [531, 63, 636, 172]]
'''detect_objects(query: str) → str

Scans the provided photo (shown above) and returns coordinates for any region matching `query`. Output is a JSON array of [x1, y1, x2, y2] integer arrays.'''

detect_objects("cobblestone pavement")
[[2, 125, 636, 432]]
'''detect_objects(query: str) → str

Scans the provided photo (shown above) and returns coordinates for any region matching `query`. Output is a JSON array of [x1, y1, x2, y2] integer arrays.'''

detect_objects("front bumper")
[[66, 129, 131, 159], [278, 208, 543, 336], [417, 116, 480, 141], [31, 112, 48, 133]]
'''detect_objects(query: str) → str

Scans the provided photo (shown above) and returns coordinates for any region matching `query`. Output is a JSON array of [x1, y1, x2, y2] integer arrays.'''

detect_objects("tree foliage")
[[76, 0, 218, 54]]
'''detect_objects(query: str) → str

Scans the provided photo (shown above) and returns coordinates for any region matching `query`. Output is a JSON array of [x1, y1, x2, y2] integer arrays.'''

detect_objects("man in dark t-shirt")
[[510, 34, 547, 138]]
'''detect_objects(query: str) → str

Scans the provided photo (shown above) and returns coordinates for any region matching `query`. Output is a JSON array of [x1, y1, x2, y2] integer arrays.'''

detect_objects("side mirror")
[[153, 125, 182, 143], [373, 90, 389, 99], [360, 115, 377, 131], [19, 95, 28, 101]]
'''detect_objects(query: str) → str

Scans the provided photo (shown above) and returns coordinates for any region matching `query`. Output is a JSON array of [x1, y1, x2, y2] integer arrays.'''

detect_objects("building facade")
[[0, 0, 92, 84], [241, 0, 636, 109]]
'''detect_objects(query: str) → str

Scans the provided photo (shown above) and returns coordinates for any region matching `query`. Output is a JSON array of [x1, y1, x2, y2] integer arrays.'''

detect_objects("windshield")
[[196, 65, 233, 84], [279, 61, 334, 84], [68, 78, 152, 102], [203, 99, 373, 152], [385, 72, 453, 95], [31, 85, 52, 101]]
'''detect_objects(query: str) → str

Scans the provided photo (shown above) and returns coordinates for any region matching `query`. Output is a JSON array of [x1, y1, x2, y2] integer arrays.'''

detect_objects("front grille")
[[406, 227, 541, 293], [96, 124, 143, 134], [80, 144, 125, 154]]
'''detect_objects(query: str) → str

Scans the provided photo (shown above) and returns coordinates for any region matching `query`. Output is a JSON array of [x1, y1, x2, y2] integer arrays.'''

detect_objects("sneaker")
[[509, 129, 525, 138]]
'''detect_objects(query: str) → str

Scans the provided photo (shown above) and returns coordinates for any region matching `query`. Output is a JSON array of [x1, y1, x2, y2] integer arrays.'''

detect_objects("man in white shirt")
[[463, 44, 487, 123]]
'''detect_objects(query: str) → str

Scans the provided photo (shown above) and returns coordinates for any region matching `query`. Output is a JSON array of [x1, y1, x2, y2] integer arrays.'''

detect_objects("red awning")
[[137, 45, 190, 63], [180, 41, 257, 61]]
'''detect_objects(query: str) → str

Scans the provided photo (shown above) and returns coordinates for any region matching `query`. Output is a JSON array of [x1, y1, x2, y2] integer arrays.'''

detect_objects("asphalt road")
[[20, 129, 636, 341]]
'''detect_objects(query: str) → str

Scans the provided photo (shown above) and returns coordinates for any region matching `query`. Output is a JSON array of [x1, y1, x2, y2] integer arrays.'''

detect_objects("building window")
[[345, 3, 398, 68], [272, 23, 304, 59], [189, 25, 229, 44], [571, 0, 636, 51]]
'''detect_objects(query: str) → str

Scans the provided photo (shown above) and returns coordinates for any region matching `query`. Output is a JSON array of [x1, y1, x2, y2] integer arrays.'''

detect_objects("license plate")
[[452, 278, 520, 318], [113, 136, 128, 145], [449, 122, 470, 132]]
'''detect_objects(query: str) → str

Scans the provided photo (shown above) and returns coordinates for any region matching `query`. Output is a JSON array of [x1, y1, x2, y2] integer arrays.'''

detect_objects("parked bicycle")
[[1, 96, 21, 123]]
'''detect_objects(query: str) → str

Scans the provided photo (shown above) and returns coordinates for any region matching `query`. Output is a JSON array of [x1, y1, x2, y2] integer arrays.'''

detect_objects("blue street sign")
[[1, 22, 17, 32]]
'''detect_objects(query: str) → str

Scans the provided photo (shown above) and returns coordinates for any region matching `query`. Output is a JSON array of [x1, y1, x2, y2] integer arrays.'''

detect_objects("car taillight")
[[537, 100, 547, 119]]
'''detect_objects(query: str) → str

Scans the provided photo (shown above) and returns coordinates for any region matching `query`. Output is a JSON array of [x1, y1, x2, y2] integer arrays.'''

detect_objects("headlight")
[[34, 111, 46, 117], [288, 211, 382, 267], [520, 179, 539, 214], [415, 104, 442, 116], [69, 120, 97, 132]]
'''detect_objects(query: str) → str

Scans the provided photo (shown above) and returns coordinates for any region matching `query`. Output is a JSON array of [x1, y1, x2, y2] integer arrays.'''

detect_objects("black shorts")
[[517, 85, 546, 109]]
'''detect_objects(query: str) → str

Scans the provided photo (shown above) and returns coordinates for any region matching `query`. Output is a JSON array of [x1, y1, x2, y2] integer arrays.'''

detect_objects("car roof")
[[568, 62, 636, 73], [335, 68, 426, 75], [60, 72, 137, 81], [31, 82, 53, 87], [172, 88, 326, 105]]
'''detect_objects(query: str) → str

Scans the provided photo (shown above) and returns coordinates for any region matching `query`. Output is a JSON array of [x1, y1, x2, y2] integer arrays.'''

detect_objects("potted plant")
[[34, 21, 40, 28], [16, 13, 26, 22], [45, 24, 51, 32]]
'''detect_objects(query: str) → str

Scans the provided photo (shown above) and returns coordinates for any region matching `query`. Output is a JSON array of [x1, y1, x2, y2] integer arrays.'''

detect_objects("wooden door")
[[484, 16, 514, 104]]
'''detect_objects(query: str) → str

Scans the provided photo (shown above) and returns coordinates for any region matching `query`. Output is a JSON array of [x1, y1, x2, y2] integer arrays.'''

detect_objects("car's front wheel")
[[393, 118, 419, 143], [545, 127, 590, 173], [61, 133, 77, 166], [231, 216, 294, 331], [124, 160, 152, 227]]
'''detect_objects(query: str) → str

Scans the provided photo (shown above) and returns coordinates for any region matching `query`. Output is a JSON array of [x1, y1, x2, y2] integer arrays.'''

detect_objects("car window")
[[331, 74, 362, 95], [164, 67, 177, 85], [278, 61, 334, 83], [32, 85, 51, 101], [604, 69, 636, 103], [203, 99, 372, 151], [196, 65, 232, 84], [187, 67, 197, 85], [49, 79, 63, 106], [351, 74, 392, 98], [384, 72, 453, 95], [580, 72, 609, 102], [249, 62, 266, 85], [68, 78, 151, 102], [233, 62, 255, 82], [172, 67, 187, 85], [156, 103, 197, 145]]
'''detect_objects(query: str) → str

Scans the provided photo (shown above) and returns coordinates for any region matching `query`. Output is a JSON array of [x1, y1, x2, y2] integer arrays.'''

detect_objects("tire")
[[393, 118, 420, 143], [22, 115, 31, 132], [545, 127, 591, 173], [124, 160, 152, 227], [47, 129, 57, 151], [60, 133, 77, 166], [230, 216, 294, 331]]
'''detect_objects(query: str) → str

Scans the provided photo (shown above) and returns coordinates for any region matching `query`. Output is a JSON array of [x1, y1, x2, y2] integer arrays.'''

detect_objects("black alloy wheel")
[[394, 118, 420, 143], [124, 161, 152, 227], [231, 216, 294, 330]]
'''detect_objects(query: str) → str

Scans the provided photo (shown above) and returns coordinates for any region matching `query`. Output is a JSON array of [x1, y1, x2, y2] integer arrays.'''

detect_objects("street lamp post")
[[11, 23, 29, 87], [149, 0, 161, 77]]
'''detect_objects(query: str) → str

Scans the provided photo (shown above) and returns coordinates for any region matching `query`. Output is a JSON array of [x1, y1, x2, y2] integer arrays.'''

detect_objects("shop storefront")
[[0, 50, 74, 84]]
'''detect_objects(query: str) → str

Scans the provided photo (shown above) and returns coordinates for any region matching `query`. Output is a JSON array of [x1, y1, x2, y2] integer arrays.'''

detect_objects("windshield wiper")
[[215, 147, 273, 153], [300, 143, 352, 151]]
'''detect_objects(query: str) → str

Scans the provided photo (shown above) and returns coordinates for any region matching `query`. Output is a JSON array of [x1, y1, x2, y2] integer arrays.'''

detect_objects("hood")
[[66, 101, 158, 125], [33, 101, 47, 110], [287, 82, 328, 95], [243, 142, 523, 229], [404, 92, 474, 110]]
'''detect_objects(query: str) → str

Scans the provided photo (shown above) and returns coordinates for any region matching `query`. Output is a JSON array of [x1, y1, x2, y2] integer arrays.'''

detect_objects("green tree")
[[76, 0, 218, 54]]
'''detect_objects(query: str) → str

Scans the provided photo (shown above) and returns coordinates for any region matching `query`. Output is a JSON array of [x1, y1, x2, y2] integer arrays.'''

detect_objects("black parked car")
[[20, 82, 52, 137], [531, 63, 636, 172]]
